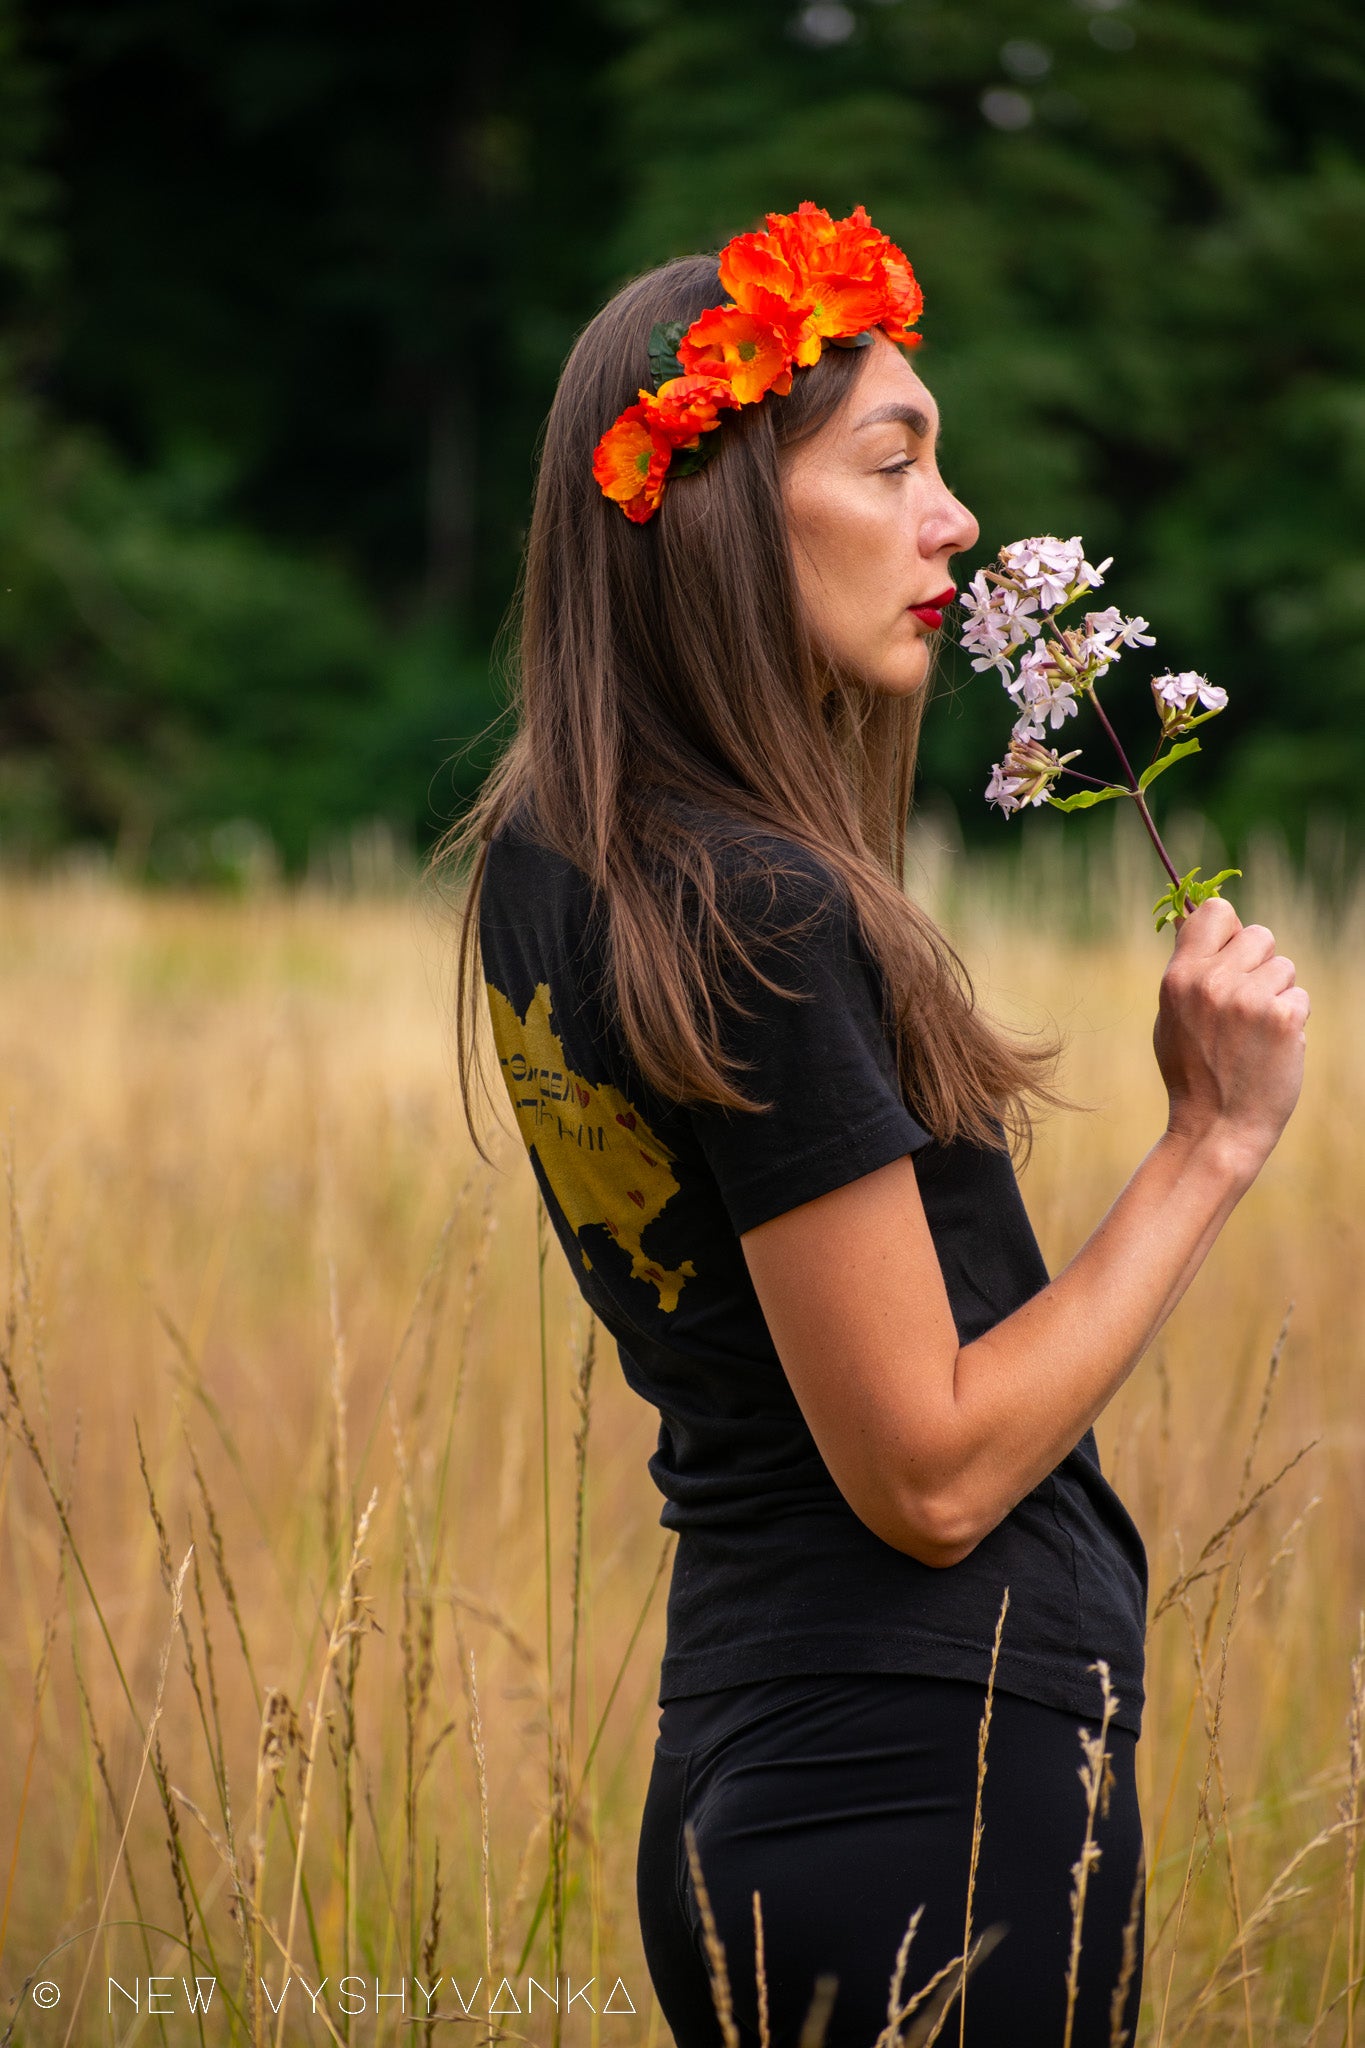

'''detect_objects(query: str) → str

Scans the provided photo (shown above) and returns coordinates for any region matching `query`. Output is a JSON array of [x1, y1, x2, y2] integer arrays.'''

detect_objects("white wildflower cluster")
[[960, 535, 1140, 700], [962, 535, 1239, 924], [959, 570, 1041, 680], [966, 534, 1227, 828], [1004, 607, 1158, 743], [986, 736, 1081, 817], [998, 533, 1113, 609], [1076, 604, 1158, 671], [1151, 670, 1229, 728], [1006, 643, 1080, 740]]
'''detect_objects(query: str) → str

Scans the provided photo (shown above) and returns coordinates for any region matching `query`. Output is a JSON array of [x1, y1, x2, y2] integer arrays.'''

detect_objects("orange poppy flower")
[[591, 203, 925, 520], [766, 200, 865, 283], [591, 405, 672, 523], [767, 200, 923, 348], [722, 203, 911, 354], [677, 302, 797, 405], [769, 208, 883, 337], [650, 372, 737, 443], [717, 232, 800, 315], [717, 234, 823, 365], [875, 249, 925, 346]]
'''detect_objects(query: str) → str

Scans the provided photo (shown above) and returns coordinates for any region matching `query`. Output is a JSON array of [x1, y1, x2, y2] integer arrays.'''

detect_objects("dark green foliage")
[[0, 0, 613, 869], [647, 321, 690, 386], [2, 0, 1363, 871], [667, 437, 720, 478], [599, 0, 1365, 863]]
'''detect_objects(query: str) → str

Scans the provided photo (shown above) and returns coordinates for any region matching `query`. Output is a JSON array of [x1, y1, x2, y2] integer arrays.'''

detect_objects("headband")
[[591, 201, 924, 523]]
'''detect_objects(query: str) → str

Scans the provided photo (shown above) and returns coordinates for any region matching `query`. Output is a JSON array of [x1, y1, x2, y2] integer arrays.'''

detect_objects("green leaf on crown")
[[829, 330, 875, 349], [668, 433, 721, 478], [648, 321, 688, 388]]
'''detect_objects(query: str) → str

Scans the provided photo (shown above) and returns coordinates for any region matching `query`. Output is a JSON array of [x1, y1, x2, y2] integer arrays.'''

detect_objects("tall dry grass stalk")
[[1062, 1662, 1121, 2048], [957, 1586, 1010, 2048], [0, 813, 1361, 2041]]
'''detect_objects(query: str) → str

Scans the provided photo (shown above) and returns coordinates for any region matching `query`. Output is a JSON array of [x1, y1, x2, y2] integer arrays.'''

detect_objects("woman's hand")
[[1153, 898, 1311, 1181]]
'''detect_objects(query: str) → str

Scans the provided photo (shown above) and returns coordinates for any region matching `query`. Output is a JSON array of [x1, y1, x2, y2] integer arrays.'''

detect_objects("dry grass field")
[[1, 812, 1362, 2046]]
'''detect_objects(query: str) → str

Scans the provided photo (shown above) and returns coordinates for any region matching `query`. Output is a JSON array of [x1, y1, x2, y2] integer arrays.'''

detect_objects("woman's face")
[[781, 335, 979, 697]]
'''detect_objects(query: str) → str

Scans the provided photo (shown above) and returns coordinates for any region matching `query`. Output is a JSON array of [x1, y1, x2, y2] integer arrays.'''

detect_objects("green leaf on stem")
[[1137, 737, 1201, 793], [1047, 783, 1127, 813], [1151, 864, 1243, 933]]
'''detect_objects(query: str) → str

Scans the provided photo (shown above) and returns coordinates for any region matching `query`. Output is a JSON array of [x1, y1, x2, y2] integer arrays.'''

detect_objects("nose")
[[924, 480, 979, 559]]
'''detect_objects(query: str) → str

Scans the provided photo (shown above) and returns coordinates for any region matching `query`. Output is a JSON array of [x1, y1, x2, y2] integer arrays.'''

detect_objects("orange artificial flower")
[[591, 405, 673, 523], [677, 302, 797, 405], [649, 372, 737, 443], [718, 233, 823, 365], [768, 200, 919, 347], [592, 202, 925, 521], [717, 232, 800, 315], [718, 202, 923, 360], [767, 200, 881, 282], [846, 203, 925, 346], [876, 249, 925, 347]]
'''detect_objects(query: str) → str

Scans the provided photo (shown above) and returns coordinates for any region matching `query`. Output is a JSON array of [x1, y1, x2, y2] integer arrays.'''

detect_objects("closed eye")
[[877, 457, 918, 476]]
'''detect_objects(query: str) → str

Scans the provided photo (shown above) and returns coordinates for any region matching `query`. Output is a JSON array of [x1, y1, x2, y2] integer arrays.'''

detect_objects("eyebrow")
[[851, 401, 940, 443]]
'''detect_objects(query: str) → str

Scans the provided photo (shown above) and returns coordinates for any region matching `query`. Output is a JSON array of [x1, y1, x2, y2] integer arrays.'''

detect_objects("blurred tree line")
[[2, 0, 1363, 877]]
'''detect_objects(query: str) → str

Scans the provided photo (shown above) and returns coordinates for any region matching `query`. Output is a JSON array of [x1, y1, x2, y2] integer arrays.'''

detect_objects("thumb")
[[1172, 894, 1241, 958]]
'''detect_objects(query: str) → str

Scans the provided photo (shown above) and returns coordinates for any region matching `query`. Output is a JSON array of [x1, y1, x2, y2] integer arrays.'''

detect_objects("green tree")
[[598, 0, 1365, 858], [1, 0, 618, 867], [4, 0, 1365, 869]]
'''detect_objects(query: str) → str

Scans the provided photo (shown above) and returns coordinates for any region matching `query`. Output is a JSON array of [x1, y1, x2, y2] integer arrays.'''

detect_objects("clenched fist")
[[1154, 897, 1310, 1179]]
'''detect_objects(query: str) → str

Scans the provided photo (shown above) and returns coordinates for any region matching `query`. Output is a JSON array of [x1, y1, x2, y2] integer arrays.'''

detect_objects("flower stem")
[[1089, 684, 1187, 899], [1087, 683, 1140, 789], [1132, 791, 1185, 896]]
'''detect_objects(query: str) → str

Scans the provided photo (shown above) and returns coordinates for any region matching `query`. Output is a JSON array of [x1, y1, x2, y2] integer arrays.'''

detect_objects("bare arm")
[[739, 898, 1311, 1568]]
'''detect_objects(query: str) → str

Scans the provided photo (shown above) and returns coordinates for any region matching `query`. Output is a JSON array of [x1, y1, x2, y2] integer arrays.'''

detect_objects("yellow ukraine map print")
[[485, 980, 696, 1313]]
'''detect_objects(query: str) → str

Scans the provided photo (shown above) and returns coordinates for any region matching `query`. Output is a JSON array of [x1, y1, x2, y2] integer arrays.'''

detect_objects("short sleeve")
[[687, 855, 933, 1236]]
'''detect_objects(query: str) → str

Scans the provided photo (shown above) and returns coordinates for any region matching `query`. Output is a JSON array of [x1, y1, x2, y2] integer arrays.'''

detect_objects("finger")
[[1217, 922, 1278, 974], [1249, 954, 1298, 997], [1277, 985, 1311, 1027], [1173, 895, 1241, 958]]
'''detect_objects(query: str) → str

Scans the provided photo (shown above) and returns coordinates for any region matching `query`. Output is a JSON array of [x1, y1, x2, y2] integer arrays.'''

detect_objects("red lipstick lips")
[[908, 586, 957, 630]]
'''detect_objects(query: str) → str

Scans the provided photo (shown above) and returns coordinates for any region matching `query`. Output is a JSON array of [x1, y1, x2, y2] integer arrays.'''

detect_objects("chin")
[[865, 643, 933, 697]]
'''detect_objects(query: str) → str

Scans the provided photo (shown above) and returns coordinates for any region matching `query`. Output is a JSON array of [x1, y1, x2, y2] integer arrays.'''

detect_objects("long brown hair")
[[434, 251, 1065, 1162]]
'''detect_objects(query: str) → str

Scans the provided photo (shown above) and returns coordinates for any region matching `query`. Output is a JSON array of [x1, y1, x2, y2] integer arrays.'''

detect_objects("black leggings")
[[637, 1672, 1145, 2047]]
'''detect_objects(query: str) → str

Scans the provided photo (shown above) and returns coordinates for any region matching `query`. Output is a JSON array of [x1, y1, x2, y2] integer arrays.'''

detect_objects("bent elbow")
[[847, 1483, 980, 1569], [891, 1485, 982, 1571]]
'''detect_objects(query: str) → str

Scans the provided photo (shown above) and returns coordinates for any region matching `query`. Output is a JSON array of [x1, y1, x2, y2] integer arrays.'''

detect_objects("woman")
[[442, 205, 1308, 2046]]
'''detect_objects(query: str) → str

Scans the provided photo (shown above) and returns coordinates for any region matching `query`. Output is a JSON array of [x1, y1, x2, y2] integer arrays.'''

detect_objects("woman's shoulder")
[[484, 794, 587, 887], [481, 800, 599, 947], [486, 789, 552, 862], [486, 789, 846, 926], [661, 795, 850, 932]]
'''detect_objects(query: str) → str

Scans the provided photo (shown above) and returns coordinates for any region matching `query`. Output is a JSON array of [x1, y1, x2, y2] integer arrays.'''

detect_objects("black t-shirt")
[[478, 807, 1148, 1737]]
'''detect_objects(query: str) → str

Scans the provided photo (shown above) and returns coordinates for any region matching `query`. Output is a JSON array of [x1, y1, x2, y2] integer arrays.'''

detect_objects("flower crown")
[[592, 201, 924, 524]]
